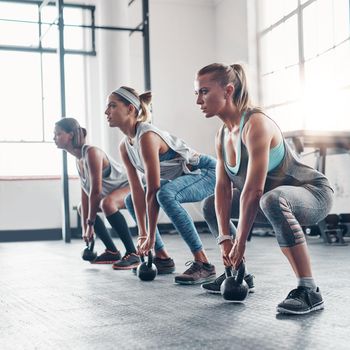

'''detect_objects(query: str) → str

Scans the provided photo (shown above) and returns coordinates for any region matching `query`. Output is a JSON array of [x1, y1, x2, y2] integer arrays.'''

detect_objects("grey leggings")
[[202, 185, 333, 247]]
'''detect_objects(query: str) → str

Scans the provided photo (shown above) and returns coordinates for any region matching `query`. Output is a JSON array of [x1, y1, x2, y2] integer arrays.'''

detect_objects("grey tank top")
[[77, 144, 129, 197], [221, 109, 333, 192], [124, 122, 201, 180]]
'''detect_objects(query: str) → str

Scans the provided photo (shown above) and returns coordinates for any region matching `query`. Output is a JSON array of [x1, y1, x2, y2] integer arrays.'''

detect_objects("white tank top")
[[124, 122, 201, 180], [77, 145, 129, 197]]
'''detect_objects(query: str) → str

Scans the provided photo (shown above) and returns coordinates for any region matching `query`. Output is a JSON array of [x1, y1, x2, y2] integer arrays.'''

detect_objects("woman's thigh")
[[160, 168, 215, 204]]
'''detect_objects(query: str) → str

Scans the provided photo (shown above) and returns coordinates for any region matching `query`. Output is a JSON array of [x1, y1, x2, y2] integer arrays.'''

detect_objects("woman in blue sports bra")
[[195, 63, 333, 315]]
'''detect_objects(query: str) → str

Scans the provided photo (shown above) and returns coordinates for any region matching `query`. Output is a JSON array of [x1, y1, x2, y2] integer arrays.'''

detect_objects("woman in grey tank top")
[[195, 63, 333, 315], [54, 118, 140, 270], [105, 86, 217, 285]]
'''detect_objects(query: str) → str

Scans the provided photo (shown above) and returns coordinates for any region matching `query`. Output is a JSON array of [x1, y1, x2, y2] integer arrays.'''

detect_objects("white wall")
[[0, 178, 81, 230]]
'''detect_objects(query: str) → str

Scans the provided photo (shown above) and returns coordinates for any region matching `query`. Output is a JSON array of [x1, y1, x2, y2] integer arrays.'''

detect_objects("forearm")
[[236, 189, 262, 243], [87, 191, 102, 222], [215, 184, 233, 236], [131, 187, 148, 236], [146, 190, 160, 242]]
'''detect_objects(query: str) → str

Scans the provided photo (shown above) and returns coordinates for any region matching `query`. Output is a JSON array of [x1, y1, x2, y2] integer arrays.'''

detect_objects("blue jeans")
[[202, 184, 333, 247], [125, 155, 216, 253]]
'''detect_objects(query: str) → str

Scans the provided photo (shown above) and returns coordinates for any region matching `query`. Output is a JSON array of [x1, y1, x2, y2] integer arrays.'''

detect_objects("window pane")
[[0, 52, 42, 141], [64, 55, 86, 123], [266, 102, 303, 131], [303, 1, 318, 59], [283, 15, 299, 66], [0, 21, 38, 46], [40, 4, 57, 24], [42, 54, 60, 141], [0, 143, 78, 176], [63, 7, 85, 26], [333, 0, 350, 44], [259, 0, 297, 30], [0, 2, 38, 21], [260, 32, 274, 74], [261, 67, 300, 107], [334, 43, 350, 89], [40, 23, 58, 48]]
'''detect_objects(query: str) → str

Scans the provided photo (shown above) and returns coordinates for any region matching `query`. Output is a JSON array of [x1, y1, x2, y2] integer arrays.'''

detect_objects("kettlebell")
[[220, 262, 249, 302], [136, 251, 158, 281], [81, 238, 97, 262]]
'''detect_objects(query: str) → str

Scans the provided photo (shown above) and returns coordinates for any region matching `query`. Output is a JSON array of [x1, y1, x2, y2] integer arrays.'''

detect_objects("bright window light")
[[0, 2, 88, 177], [259, 0, 350, 132]]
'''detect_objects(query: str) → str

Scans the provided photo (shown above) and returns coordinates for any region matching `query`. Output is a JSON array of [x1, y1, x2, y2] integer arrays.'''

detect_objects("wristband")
[[216, 235, 232, 245], [86, 219, 95, 226]]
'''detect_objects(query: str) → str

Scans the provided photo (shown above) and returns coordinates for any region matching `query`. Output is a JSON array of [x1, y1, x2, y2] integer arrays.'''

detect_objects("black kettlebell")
[[81, 238, 97, 261], [136, 251, 158, 281], [220, 262, 249, 302]]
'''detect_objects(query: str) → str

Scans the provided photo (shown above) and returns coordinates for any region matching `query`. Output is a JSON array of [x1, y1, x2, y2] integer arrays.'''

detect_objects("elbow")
[[242, 188, 264, 202], [89, 190, 103, 201], [146, 187, 160, 203]]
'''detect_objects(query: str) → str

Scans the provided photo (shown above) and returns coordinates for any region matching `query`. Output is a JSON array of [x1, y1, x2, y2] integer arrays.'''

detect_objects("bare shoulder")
[[85, 145, 104, 161], [139, 130, 162, 151], [245, 112, 276, 135]]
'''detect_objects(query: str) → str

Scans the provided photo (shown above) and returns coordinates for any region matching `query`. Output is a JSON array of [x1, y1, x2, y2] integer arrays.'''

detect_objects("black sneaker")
[[91, 249, 121, 264], [132, 256, 176, 275], [277, 286, 324, 315], [112, 253, 140, 270], [201, 272, 255, 294], [174, 261, 216, 285]]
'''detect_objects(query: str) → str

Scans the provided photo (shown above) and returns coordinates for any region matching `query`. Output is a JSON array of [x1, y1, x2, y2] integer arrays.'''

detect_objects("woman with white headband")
[[105, 86, 217, 284]]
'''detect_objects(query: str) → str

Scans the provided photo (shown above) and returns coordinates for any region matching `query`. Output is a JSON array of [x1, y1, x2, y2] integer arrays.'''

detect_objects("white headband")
[[113, 87, 141, 111]]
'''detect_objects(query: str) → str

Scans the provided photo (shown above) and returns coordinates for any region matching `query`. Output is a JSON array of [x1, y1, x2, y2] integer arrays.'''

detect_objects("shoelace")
[[287, 287, 312, 305], [184, 261, 202, 274]]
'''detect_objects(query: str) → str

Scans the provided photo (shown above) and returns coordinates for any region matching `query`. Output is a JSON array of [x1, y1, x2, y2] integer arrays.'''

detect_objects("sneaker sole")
[[201, 286, 255, 294], [112, 263, 141, 270], [91, 260, 120, 264], [276, 301, 324, 315], [175, 274, 217, 285]]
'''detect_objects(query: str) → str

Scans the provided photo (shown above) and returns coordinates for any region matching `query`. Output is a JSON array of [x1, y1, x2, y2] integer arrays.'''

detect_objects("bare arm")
[[139, 132, 162, 245], [215, 127, 233, 237], [235, 114, 272, 244], [120, 142, 148, 237], [85, 147, 104, 223], [80, 188, 89, 235], [228, 114, 273, 267]]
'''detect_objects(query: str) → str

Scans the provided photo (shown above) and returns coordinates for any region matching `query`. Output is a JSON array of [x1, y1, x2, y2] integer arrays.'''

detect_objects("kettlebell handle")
[[147, 251, 153, 268], [236, 261, 245, 284], [89, 237, 95, 252], [224, 266, 232, 278]]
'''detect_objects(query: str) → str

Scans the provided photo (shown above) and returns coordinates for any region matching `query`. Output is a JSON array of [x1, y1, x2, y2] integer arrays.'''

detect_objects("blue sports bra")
[[224, 112, 285, 175]]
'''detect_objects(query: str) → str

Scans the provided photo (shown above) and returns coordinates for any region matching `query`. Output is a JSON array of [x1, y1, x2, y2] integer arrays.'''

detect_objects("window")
[[258, 0, 350, 131], [0, 1, 94, 176]]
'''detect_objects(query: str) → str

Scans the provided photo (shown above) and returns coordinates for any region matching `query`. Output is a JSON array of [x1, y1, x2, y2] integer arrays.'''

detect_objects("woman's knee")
[[100, 196, 117, 214], [156, 186, 176, 207], [259, 190, 282, 217], [202, 195, 216, 221]]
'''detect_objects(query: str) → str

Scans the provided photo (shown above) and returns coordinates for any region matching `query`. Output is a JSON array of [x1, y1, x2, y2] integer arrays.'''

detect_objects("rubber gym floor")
[[0, 233, 349, 350]]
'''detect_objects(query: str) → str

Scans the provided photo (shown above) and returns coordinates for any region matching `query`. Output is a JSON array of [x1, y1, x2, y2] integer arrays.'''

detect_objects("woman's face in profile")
[[195, 73, 226, 118]]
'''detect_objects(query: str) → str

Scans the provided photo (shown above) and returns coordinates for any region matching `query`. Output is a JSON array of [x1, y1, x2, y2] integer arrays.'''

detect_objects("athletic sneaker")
[[201, 272, 255, 294], [112, 253, 140, 270], [91, 249, 121, 264], [174, 261, 216, 285], [276, 286, 324, 315], [132, 256, 176, 274]]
